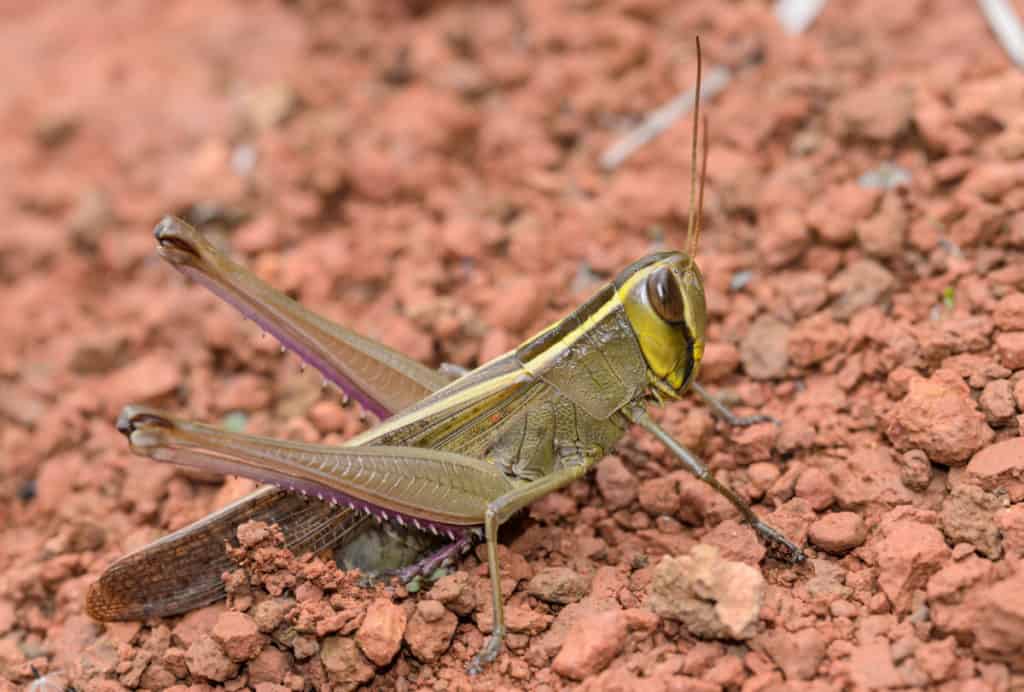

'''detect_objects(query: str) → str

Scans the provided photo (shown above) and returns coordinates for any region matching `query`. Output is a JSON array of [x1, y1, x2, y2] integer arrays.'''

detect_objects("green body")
[[87, 219, 801, 673]]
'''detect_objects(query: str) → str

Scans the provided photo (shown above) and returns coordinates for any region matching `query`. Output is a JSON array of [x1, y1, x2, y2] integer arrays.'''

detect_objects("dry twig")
[[602, 3, 826, 171], [600, 65, 730, 171], [775, 0, 828, 35], [978, 0, 1024, 68]]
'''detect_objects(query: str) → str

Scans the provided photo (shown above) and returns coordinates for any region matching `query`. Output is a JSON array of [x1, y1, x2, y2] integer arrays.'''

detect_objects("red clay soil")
[[3, 1, 1024, 690]]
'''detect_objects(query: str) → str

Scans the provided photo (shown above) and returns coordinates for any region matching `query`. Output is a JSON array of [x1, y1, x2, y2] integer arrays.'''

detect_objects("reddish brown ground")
[[4, 1, 1024, 690]]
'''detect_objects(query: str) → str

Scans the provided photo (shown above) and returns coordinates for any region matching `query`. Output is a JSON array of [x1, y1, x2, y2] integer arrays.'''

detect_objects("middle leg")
[[628, 407, 804, 563]]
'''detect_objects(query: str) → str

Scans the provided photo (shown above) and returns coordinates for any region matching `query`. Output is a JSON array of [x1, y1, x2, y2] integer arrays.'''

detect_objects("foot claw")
[[692, 383, 781, 428], [771, 539, 807, 564], [752, 520, 805, 564], [467, 633, 503, 675], [731, 413, 780, 427]]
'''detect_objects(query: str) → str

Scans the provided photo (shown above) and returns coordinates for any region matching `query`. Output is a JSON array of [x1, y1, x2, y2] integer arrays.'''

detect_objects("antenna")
[[693, 114, 708, 264], [686, 36, 705, 267]]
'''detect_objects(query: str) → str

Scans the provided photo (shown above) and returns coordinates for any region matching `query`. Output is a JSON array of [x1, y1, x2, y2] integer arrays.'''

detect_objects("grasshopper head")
[[620, 253, 706, 398], [621, 36, 711, 401]]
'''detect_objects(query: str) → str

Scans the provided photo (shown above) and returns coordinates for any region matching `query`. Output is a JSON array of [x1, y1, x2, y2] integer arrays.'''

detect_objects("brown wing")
[[86, 487, 366, 620]]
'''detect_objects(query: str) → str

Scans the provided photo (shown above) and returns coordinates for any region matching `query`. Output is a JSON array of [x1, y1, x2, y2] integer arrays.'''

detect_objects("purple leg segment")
[[392, 533, 477, 583]]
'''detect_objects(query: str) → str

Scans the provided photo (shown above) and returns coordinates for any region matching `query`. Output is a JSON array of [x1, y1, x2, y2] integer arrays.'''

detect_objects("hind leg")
[[387, 533, 477, 583]]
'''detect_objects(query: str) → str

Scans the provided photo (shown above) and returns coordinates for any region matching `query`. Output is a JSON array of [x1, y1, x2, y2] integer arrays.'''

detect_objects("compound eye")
[[646, 268, 686, 323]]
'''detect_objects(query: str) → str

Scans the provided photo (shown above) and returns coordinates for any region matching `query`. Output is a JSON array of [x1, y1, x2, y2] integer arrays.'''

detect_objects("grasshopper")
[[86, 40, 804, 672]]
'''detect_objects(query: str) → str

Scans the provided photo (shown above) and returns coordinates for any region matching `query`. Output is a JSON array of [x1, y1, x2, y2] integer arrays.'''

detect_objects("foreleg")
[[691, 381, 779, 427]]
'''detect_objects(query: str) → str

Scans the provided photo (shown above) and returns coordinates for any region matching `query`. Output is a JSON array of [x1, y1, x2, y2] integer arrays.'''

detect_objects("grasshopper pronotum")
[[87, 38, 804, 673]]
